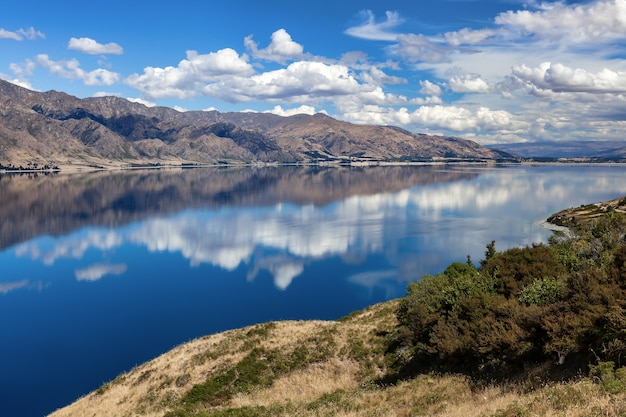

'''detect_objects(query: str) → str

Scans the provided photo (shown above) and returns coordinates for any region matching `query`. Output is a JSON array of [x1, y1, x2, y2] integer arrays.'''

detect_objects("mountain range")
[[487, 141, 626, 159], [0, 79, 513, 170]]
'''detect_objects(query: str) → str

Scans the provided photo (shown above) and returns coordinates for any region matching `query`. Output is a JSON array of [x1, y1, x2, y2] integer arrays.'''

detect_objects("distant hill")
[[0, 79, 513, 170], [488, 141, 626, 159]]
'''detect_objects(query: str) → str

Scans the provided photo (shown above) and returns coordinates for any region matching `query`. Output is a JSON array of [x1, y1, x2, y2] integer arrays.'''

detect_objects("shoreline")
[[2, 158, 625, 176]]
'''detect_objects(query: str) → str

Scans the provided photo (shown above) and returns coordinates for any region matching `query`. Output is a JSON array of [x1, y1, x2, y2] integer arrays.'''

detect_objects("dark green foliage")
[[182, 348, 277, 408], [306, 390, 346, 411], [482, 243, 568, 298], [205, 407, 273, 417], [391, 209, 626, 383], [174, 329, 336, 414], [164, 407, 274, 417]]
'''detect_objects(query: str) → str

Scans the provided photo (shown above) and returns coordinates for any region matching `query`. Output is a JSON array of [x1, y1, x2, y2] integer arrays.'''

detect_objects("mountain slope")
[[0, 80, 513, 170], [47, 299, 625, 417]]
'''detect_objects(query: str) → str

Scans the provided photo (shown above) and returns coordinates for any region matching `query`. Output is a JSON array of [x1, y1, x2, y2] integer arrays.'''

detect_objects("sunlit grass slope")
[[48, 297, 626, 417]]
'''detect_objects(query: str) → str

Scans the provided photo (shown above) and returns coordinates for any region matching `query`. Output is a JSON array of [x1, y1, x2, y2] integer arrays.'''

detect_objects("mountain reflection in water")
[[2, 164, 626, 417], [0, 165, 476, 250]]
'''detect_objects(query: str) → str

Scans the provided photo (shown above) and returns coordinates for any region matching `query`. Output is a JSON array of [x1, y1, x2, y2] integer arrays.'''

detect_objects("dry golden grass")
[[47, 299, 626, 417]]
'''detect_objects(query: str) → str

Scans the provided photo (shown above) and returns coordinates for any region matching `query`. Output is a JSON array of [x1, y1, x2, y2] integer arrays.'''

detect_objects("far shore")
[[1, 158, 624, 176]]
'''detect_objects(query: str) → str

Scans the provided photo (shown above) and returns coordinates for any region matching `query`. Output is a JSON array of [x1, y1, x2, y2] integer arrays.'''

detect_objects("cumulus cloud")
[[345, 10, 404, 41], [0, 27, 44, 41], [495, 0, 626, 43], [419, 80, 442, 96], [245, 29, 304, 63], [75, 263, 127, 282], [36, 54, 120, 85], [68, 37, 123, 55], [410, 105, 477, 131], [203, 61, 369, 102], [448, 74, 491, 93], [361, 66, 406, 86], [340, 103, 526, 136], [126, 48, 254, 99], [411, 105, 527, 133], [510, 61, 626, 94]]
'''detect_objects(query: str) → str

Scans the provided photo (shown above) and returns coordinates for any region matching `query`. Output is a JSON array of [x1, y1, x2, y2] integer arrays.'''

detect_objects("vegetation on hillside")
[[49, 198, 626, 417], [391, 201, 626, 390]]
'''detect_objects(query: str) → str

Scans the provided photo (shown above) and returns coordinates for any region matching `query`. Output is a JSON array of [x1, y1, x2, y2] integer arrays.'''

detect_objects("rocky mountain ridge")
[[0, 79, 513, 170]]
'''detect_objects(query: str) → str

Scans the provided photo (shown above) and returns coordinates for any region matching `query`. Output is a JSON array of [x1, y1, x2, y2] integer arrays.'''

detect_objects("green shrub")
[[589, 361, 626, 394], [518, 276, 565, 306]]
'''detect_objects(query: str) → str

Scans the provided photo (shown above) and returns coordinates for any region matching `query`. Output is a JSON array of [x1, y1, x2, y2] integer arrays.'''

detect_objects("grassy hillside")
[[48, 300, 626, 417], [49, 198, 626, 417]]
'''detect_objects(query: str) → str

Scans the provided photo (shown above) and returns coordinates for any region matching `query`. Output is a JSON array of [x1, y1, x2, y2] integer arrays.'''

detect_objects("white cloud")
[[448, 74, 491, 93], [0, 27, 44, 41], [475, 107, 523, 131], [203, 61, 368, 102], [245, 29, 304, 63], [265, 104, 318, 116], [408, 96, 444, 106], [510, 61, 626, 94], [126, 97, 157, 107], [36, 54, 120, 85], [495, 0, 626, 43], [0, 29, 24, 41], [0, 76, 33, 90], [419, 80, 442, 96], [443, 28, 499, 46], [338, 104, 526, 136], [9, 59, 36, 79], [410, 105, 477, 131], [75, 263, 127, 282], [126, 48, 254, 99], [345, 10, 404, 41], [68, 37, 123, 55], [361, 66, 407, 86], [391, 34, 451, 64], [92, 91, 121, 97]]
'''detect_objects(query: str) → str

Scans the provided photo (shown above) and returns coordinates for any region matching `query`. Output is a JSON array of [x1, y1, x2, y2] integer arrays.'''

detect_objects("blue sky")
[[2, 0, 626, 144]]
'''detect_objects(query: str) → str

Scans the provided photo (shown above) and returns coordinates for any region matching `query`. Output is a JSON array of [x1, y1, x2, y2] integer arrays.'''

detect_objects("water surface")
[[1, 164, 625, 417]]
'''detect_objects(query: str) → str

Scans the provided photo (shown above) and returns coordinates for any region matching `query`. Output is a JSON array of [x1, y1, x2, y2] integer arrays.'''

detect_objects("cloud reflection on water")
[[75, 263, 128, 282], [0, 279, 29, 294], [9, 166, 626, 291]]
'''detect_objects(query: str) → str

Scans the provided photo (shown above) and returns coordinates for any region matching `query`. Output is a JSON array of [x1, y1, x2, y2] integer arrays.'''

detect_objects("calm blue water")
[[1, 164, 625, 417]]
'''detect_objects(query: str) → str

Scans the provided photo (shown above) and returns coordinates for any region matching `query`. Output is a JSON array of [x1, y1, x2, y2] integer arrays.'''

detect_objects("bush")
[[392, 211, 626, 382], [519, 276, 565, 306], [589, 361, 626, 394]]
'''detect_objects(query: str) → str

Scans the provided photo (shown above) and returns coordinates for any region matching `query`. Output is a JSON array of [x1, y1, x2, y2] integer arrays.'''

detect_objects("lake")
[[1, 164, 626, 417]]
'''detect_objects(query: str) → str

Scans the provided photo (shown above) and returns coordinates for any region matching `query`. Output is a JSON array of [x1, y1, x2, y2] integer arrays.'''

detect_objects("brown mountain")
[[0, 79, 513, 170]]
